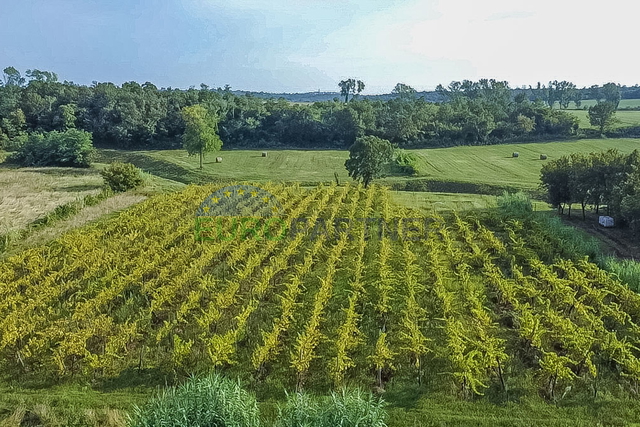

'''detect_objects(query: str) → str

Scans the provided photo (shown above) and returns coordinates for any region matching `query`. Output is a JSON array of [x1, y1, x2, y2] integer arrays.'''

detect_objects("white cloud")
[[291, 0, 640, 92]]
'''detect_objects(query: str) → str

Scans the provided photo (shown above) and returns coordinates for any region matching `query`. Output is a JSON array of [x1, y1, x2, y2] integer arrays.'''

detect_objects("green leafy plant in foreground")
[[276, 389, 387, 427], [128, 374, 260, 427]]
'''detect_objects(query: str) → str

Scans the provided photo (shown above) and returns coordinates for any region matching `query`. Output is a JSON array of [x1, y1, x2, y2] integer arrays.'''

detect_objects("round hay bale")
[[540, 154, 548, 160], [215, 157, 223, 163], [512, 152, 519, 158], [261, 152, 268, 157]]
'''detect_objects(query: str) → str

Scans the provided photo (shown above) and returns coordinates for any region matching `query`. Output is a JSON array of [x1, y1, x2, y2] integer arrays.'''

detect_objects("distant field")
[[553, 99, 640, 109], [566, 109, 640, 129], [109, 138, 640, 192], [99, 148, 352, 184], [391, 191, 497, 212], [411, 138, 640, 189], [390, 191, 551, 213]]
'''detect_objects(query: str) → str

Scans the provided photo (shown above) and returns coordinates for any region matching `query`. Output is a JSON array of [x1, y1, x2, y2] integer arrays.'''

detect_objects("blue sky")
[[2, 0, 639, 93]]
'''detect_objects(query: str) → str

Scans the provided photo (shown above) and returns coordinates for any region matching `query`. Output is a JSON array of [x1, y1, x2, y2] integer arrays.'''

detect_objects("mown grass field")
[[554, 99, 640, 110], [566, 109, 640, 129], [108, 138, 640, 191], [389, 191, 551, 213]]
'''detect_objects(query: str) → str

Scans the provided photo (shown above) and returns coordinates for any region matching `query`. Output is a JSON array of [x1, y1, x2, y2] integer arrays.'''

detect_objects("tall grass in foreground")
[[128, 374, 260, 427], [275, 389, 387, 427], [128, 373, 387, 427]]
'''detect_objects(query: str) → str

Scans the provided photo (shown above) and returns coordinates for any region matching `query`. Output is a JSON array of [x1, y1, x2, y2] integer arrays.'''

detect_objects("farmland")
[[566, 109, 640, 129], [3, 183, 640, 424], [106, 137, 640, 190], [554, 99, 640, 109]]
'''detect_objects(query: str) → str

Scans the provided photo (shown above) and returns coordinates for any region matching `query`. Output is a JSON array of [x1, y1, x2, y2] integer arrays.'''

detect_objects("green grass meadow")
[[108, 138, 640, 191], [566, 109, 640, 129], [554, 99, 640, 109]]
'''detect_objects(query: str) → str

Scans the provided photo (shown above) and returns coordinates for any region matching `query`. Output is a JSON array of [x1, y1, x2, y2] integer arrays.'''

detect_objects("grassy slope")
[[115, 138, 640, 191], [0, 159, 185, 256], [566, 109, 640, 129], [0, 165, 103, 234], [412, 138, 640, 189], [389, 191, 551, 213]]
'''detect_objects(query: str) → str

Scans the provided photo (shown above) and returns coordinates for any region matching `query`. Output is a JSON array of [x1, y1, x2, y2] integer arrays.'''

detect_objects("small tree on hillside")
[[181, 104, 222, 169], [344, 136, 394, 188], [588, 102, 618, 135]]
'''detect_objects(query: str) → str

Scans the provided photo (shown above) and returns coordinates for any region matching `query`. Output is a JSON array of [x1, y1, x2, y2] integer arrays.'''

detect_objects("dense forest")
[[0, 67, 634, 151]]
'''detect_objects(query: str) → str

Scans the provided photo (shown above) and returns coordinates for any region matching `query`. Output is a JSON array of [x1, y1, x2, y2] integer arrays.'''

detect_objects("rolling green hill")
[[102, 138, 640, 191]]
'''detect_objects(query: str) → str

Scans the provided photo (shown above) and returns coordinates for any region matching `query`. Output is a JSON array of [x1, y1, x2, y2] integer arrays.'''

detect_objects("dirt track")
[[561, 212, 639, 260]]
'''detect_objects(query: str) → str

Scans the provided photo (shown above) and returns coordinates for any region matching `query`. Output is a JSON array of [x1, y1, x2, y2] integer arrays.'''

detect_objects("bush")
[[129, 374, 260, 427], [9, 129, 94, 167], [604, 258, 640, 292], [101, 162, 144, 192], [391, 149, 419, 175], [276, 389, 387, 427], [497, 191, 533, 218]]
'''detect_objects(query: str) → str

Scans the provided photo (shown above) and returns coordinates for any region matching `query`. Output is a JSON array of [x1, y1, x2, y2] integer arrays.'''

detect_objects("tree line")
[[540, 149, 640, 230], [0, 67, 591, 152]]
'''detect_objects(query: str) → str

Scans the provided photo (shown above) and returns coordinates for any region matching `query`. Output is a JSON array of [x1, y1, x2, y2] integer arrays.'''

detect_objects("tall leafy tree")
[[588, 102, 618, 134], [2, 67, 25, 87], [181, 104, 222, 169], [601, 83, 621, 109], [338, 79, 365, 103], [392, 83, 417, 100], [549, 80, 577, 109], [344, 136, 394, 187], [540, 157, 573, 215]]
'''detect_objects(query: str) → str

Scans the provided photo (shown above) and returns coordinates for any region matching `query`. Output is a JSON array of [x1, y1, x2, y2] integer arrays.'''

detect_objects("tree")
[[9, 129, 94, 167], [601, 83, 621, 109], [588, 102, 618, 134], [2, 67, 25, 87], [572, 89, 583, 109], [25, 69, 58, 83], [540, 157, 573, 215], [549, 80, 577, 109], [620, 163, 640, 230], [344, 136, 393, 187], [181, 104, 222, 169], [392, 83, 417, 100], [338, 79, 365, 103]]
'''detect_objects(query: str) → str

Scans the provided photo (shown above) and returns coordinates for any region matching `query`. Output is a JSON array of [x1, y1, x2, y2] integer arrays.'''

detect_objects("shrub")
[[391, 149, 419, 175], [129, 374, 260, 427], [276, 389, 387, 427], [497, 191, 533, 219], [604, 258, 640, 292], [9, 129, 94, 167], [101, 162, 144, 192]]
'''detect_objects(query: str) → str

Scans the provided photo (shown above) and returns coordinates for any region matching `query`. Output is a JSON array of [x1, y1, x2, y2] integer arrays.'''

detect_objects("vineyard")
[[2, 182, 640, 403]]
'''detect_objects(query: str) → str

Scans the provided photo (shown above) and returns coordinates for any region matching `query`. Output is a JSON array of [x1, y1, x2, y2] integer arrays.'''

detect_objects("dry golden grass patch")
[[0, 166, 103, 233], [2, 192, 146, 257]]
